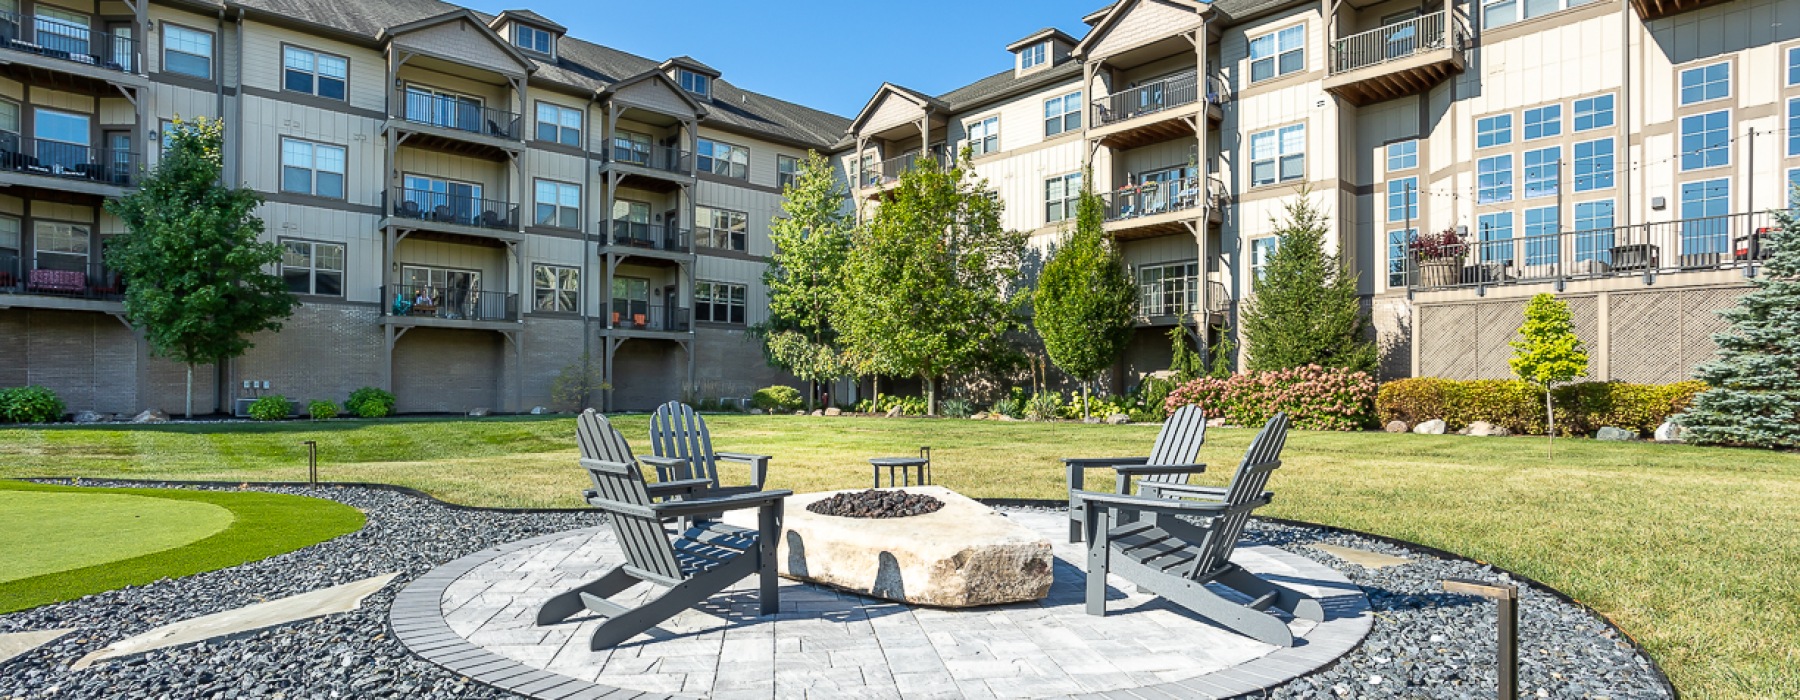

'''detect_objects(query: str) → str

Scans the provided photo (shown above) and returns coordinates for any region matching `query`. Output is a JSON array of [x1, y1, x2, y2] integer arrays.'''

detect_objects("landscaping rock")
[[1384, 420, 1409, 433], [824, 407, 842, 416], [794, 410, 805, 416], [528, 406, 549, 415], [131, 409, 169, 424], [1206, 417, 1227, 428], [1082, 417, 1102, 424], [72, 411, 111, 424], [1413, 419, 1447, 435], [1105, 413, 1130, 425], [884, 407, 903, 418], [811, 409, 824, 417], [748, 408, 764, 415], [1468, 421, 1511, 437], [970, 412, 989, 420], [996, 414, 1018, 422], [466, 407, 489, 417], [1654, 420, 1685, 443], [1596, 426, 1637, 441]]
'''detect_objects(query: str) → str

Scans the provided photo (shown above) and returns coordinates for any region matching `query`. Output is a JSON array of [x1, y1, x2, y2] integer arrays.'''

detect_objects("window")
[[401, 266, 481, 311], [34, 108, 89, 171], [1680, 179, 1730, 258], [1573, 138, 1613, 192], [1524, 147, 1559, 199], [678, 69, 711, 99], [1788, 98, 1799, 157], [1021, 42, 1046, 69], [401, 174, 482, 221], [1387, 228, 1417, 287], [1678, 62, 1729, 105], [1386, 140, 1418, 172], [1523, 105, 1560, 140], [1679, 111, 1729, 171], [1044, 92, 1081, 137], [535, 103, 581, 146], [966, 116, 998, 157], [777, 155, 799, 190], [1476, 114, 1511, 148], [163, 25, 213, 79], [283, 46, 346, 100], [0, 216, 18, 270], [1790, 47, 1800, 86], [279, 138, 346, 199], [1573, 94, 1613, 131], [610, 277, 649, 325], [1477, 211, 1514, 265], [696, 206, 748, 251], [613, 130, 652, 166], [1137, 261, 1200, 315], [1249, 24, 1305, 82], [1045, 172, 1081, 223], [1386, 177, 1418, 223], [1250, 238, 1278, 283], [514, 24, 551, 54], [280, 239, 344, 296], [1573, 200, 1614, 264], [33, 221, 90, 269], [1476, 155, 1513, 204], [533, 265, 579, 313], [694, 281, 746, 324], [1483, 0, 1596, 29], [404, 85, 482, 131], [1523, 206, 1559, 267], [697, 138, 748, 179], [1249, 123, 1304, 186], [1789, 168, 1800, 209], [533, 180, 580, 229]]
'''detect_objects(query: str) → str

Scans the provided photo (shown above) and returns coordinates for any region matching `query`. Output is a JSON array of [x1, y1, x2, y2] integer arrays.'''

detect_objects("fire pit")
[[806, 489, 944, 518]]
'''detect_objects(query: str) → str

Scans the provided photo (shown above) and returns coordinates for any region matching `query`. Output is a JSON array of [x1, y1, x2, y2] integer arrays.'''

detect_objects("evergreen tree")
[[753, 152, 853, 410], [1032, 175, 1136, 417], [1509, 293, 1588, 457], [105, 118, 297, 417], [1678, 205, 1800, 448], [1239, 192, 1376, 372]]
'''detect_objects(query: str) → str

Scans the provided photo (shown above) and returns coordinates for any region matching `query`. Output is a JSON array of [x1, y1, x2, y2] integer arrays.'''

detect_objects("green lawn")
[[0, 480, 365, 613], [0, 415, 1795, 699]]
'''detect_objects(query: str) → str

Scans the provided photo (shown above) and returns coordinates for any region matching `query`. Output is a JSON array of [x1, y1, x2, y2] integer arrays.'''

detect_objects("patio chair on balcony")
[[397, 200, 422, 219], [479, 210, 507, 229]]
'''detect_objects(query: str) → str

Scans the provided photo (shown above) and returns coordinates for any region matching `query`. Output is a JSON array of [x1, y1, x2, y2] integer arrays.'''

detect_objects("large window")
[[697, 138, 748, 179], [401, 174, 482, 221], [533, 264, 578, 313], [1387, 228, 1417, 287], [611, 276, 648, 325], [1523, 147, 1559, 199], [404, 85, 481, 131], [1573, 138, 1613, 192], [1483, 0, 1598, 29], [1523, 105, 1561, 140], [33, 108, 89, 171], [1573, 94, 1613, 131], [1476, 114, 1511, 148], [1678, 62, 1729, 105], [279, 138, 346, 199], [1021, 42, 1047, 69], [1249, 124, 1304, 186], [1045, 172, 1081, 223], [514, 24, 551, 54], [33, 221, 89, 270], [163, 25, 213, 79], [402, 266, 480, 311], [1523, 206, 1559, 267], [280, 239, 344, 296], [777, 155, 799, 190], [535, 103, 581, 146], [1248, 24, 1305, 82], [1044, 92, 1081, 137], [1386, 177, 1418, 223], [1477, 211, 1514, 265], [1679, 179, 1730, 258], [966, 116, 999, 157], [1573, 200, 1614, 264], [694, 281, 745, 324], [677, 69, 711, 99], [1137, 261, 1199, 316], [1790, 47, 1799, 86], [1476, 154, 1513, 204], [0, 216, 18, 272], [696, 206, 748, 251], [283, 46, 347, 100], [1386, 139, 1418, 172], [533, 180, 580, 229], [1679, 111, 1729, 171], [1250, 238, 1277, 283], [1788, 98, 1799, 157]]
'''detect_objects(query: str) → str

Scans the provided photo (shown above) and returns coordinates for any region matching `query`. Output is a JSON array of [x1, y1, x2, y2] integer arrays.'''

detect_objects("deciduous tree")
[[754, 152, 853, 410], [1509, 293, 1589, 458], [1032, 175, 1136, 418]]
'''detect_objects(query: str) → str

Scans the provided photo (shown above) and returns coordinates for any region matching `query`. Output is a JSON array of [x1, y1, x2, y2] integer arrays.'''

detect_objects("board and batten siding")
[[1087, 0, 1205, 60], [240, 21, 387, 112], [258, 202, 383, 304], [389, 20, 522, 78]]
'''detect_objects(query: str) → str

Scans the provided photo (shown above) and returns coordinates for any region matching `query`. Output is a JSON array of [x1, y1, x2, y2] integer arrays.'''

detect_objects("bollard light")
[[919, 446, 932, 485], [303, 440, 318, 486], [1444, 578, 1519, 700]]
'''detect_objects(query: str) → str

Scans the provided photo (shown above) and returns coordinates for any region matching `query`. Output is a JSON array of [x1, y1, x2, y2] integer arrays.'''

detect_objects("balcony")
[[1402, 211, 1774, 292], [1629, 0, 1732, 21], [1098, 176, 1224, 240], [0, 257, 124, 311], [1324, 12, 1467, 106], [0, 11, 145, 88], [1137, 276, 1230, 325], [386, 94, 522, 159], [858, 151, 944, 195], [0, 135, 137, 196], [1087, 73, 1227, 150], [605, 220, 690, 256], [381, 188, 522, 243], [380, 283, 519, 330], [604, 305, 691, 335]]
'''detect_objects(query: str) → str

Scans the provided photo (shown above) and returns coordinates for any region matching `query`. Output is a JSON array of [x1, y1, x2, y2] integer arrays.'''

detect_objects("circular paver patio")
[[391, 510, 1372, 699]]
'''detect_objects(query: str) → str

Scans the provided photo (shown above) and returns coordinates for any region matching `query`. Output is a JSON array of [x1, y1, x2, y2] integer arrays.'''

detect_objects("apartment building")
[[0, 0, 848, 414], [846, 0, 1798, 385]]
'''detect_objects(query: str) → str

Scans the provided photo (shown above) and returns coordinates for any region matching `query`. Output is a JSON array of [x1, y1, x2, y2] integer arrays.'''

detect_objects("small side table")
[[869, 447, 931, 489]]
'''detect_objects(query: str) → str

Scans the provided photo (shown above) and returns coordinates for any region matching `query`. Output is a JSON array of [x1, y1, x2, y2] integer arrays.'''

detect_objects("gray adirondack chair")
[[648, 401, 771, 498], [575, 409, 709, 507], [1072, 413, 1323, 647], [1062, 404, 1209, 542], [538, 413, 791, 650]]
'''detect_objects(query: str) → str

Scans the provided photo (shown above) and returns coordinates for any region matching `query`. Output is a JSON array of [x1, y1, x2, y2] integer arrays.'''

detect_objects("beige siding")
[[611, 79, 693, 120], [241, 21, 386, 113], [863, 92, 923, 134], [1090, 0, 1204, 60], [391, 20, 520, 76]]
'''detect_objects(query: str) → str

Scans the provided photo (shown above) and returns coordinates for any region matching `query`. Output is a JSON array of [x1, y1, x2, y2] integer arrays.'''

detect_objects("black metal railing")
[[1138, 276, 1230, 319], [399, 92, 521, 140], [1098, 176, 1224, 222], [0, 256, 124, 301], [605, 144, 690, 174], [387, 187, 518, 232], [863, 151, 945, 188], [1402, 211, 1776, 291], [382, 283, 518, 322], [1091, 73, 1229, 127], [606, 304, 690, 332], [607, 220, 690, 251], [0, 134, 136, 186], [1330, 11, 1464, 75], [0, 11, 137, 73]]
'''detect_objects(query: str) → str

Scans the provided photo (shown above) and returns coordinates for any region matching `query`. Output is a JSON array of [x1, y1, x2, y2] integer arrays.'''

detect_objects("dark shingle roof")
[[934, 55, 1083, 113]]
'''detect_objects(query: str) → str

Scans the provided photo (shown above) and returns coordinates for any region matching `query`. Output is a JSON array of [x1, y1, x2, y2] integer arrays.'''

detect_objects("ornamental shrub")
[[1376, 378, 1706, 436], [0, 386, 65, 423], [307, 400, 339, 420], [751, 385, 804, 413], [345, 386, 396, 418], [1165, 365, 1376, 431], [247, 394, 291, 421]]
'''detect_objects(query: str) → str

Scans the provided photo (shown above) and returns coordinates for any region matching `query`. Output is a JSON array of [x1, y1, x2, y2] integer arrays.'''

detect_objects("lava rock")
[[806, 489, 945, 519]]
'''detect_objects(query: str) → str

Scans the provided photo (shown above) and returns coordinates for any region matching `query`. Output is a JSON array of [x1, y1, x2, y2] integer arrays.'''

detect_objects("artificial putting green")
[[0, 481, 365, 613]]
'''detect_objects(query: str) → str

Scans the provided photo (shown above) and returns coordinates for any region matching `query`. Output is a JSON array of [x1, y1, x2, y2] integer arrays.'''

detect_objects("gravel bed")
[[0, 484, 1671, 700]]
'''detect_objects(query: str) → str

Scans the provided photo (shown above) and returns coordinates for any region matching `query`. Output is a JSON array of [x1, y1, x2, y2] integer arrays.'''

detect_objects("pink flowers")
[[1165, 365, 1376, 431]]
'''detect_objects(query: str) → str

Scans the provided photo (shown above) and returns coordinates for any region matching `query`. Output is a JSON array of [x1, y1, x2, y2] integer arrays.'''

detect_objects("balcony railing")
[[1099, 176, 1224, 222], [0, 135, 136, 187], [606, 304, 690, 332], [1138, 278, 1230, 319], [0, 256, 124, 301], [0, 11, 138, 73], [399, 93, 522, 140], [608, 220, 690, 252], [1091, 73, 1229, 127], [862, 151, 945, 188], [1329, 11, 1463, 75], [605, 144, 691, 174], [383, 283, 518, 322], [388, 188, 519, 232], [1402, 211, 1775, 291]]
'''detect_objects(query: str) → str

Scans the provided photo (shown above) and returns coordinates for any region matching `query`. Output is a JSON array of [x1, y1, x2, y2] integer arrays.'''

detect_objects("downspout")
[[1619, 0, 1631, 227], [232, 7, 244, 184], [212, 5, 227, 414], [581, 91, 599, 410]]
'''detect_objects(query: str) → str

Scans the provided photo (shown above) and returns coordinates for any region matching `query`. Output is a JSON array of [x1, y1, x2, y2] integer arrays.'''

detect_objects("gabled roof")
[[846, 82, 949, 134], [935, 55, 1082, 113], [1005, 27, 1079, 52], [377, 9, 538, 73], [1072, 0, 1210, 58], [489, 8, 564, 33], [659, 55, 720, 78], [1082, 3, 1115, 25], [600, 68, 709, 117]]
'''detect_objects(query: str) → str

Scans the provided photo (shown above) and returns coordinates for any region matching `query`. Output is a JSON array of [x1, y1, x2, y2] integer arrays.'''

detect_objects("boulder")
[[824, 407, 843, 417], [794, 411, 806, 416], [1413, 419, 1447, 435], [467, 407, 490, 417], [747, 408, 764, 415], [996, 414, 1018, 422], [1206, 417, 1227, 428], [811, 409, 824, 417], [1082, 417, 1102, 424], [1468, 421, 1511, 437], [970, 412, 989, 421], [1384, 420, 1410, 434], [1596, 426, 1637, 441], [1654, 420, 1684, 443], [723, 486, 1052, 607], [131, 409, 169, 424], [885, 407, 904, 418], [529, 406, 549, 415], [1105, 413, 1130, 425], [72, 411, 112, 424]]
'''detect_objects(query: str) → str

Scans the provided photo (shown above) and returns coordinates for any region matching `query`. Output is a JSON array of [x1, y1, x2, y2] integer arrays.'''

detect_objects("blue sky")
[[464, 0, 1104, 118]]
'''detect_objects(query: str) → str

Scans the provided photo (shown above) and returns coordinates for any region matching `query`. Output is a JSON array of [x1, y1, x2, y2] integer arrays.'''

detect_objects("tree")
[[105, 118, 297, 418], [1509, 293, 1589, 458], [1678, 205, 1800, 449], [550, 353, 611, 412], [1032, 174, 1136, 418], [837, 153, 1028, 415], [753, 151, 853, 410], [1239, 191, 1376, 373]]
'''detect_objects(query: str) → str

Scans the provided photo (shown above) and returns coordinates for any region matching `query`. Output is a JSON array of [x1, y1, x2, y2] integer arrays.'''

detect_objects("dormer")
[[1006, 28, 1077, 77], [489, 10, 566, 61], [660, 56, 721, 101]]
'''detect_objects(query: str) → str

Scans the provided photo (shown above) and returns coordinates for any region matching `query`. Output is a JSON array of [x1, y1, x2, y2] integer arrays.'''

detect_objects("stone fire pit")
[[724, 486, 1053, 607]]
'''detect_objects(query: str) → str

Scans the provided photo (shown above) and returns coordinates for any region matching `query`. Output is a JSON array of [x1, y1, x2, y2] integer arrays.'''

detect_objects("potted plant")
[[1409, 228, 1464, 287]]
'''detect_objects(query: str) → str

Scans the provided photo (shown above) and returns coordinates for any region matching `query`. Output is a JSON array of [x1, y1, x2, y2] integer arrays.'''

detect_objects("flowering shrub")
[[1165, 365, 1376, 431], [1408, 228, 1466, 262], [1376, 378, 1705, 436]]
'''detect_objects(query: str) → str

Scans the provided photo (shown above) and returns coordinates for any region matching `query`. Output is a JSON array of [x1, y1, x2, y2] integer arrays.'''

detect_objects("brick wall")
[[393, 326, 504, 413], [232, 302, 384, 409]]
